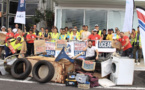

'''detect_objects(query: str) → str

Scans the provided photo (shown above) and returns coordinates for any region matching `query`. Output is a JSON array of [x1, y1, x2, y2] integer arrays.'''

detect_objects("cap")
[[110, 28, 114, 31], [1, 26, 6, 29], [95, 24, 99, 27], [17, 37, 21, 41], [93, 29, 97, 32], [69, 27, 73, 29], [72, 28, 77, 31]]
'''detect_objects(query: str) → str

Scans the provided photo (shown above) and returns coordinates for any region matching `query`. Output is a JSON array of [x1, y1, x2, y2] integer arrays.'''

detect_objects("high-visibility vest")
[[39, 32, 45, 36], [69, 33, 80, 40], [27, 32, 36, 35], [6, 39, 22, 51], [130, 34, 135, 45], [134, 33, 141, 46], [59, 34, 68, 40], [98, 30, 102, 36], [116, 35, 120, 39], [50, 33, 59, 42]]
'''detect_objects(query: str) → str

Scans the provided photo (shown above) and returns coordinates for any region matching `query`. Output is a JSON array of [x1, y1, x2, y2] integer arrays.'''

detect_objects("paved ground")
[[0, 71, 145, 90]]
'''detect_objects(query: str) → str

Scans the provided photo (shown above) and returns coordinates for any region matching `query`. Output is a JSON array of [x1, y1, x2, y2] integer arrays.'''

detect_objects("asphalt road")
[[0, 72, 145, 90]]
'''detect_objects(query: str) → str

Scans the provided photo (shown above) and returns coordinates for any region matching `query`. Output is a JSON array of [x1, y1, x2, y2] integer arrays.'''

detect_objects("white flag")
[[122, 0, 134, 32]]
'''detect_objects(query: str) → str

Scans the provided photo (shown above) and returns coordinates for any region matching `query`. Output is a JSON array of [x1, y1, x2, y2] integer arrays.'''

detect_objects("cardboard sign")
[[111, 40, 122, 49], [45, 42, 55, 56], [96, 40, 116, 52], [0, 33, 6, 41], [74, 41, 86, 58], [56, 40, 67, 50], [82, 60, 96, 71], [34, 40, 46, 54]]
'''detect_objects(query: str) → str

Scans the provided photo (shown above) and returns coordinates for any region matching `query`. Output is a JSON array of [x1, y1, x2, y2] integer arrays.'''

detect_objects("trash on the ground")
[[98, 78, 116, 87]]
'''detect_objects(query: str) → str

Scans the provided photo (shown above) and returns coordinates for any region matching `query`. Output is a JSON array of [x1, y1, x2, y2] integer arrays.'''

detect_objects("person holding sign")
[[81, 26, 91, 41], [116, 32, 132, 56], [106, 29, 113, 40], [26, 29, 37, 56], [50, 27, 59, 42], [4, 37, 22, 57], [69, 28, 80, 41], [38, 27, 45, 39], [83, 40, 99, 60], [44, 28, 50, 40], [59, 28, 69, 41], [5, 28, 14, 42], [88, 29, 102, 46]]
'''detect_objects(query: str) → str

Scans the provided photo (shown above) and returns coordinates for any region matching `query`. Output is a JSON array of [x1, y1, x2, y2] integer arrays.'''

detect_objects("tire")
[[32, 60, 55, 83], [11, 58, 32, 79]]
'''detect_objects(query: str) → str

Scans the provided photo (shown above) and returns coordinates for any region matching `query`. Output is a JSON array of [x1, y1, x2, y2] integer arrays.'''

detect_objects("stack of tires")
[[11, 58, 55, 83]]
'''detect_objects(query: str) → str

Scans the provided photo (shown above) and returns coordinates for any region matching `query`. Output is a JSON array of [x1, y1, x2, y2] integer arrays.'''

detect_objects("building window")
[[85, 10, 107, 31], [62, 9, 84, 31], [26, 4, 38, 15]]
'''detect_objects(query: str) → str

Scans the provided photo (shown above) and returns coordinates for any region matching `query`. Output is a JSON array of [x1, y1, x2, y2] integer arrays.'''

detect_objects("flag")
[[14, 0, 26, 24], [122, 0, 134, 32], [136, 7, 145, 64]]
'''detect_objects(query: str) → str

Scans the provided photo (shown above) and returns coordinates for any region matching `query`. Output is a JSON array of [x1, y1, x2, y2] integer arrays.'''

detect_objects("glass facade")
[[55, 8, 139, 32]]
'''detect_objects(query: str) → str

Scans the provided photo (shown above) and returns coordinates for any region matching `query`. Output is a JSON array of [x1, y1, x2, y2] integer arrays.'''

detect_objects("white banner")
[[136, 7, 145, 64], [122, 0, 134, 32], [15, 12, 26, 24]]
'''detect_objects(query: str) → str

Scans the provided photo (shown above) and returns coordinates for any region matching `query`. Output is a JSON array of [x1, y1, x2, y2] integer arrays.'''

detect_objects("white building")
[[52, 0, 145, 31]]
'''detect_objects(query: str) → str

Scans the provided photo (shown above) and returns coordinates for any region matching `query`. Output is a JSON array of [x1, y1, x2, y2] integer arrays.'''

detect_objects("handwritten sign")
[[34, 40, 46, 54], [45, 42, 55, 56], [74, 41, 86, 58], [56, 40, 67, 50]]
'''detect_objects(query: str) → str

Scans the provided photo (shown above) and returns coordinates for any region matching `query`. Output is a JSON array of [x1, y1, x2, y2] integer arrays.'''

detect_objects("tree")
[[32, 0, 54, 29]]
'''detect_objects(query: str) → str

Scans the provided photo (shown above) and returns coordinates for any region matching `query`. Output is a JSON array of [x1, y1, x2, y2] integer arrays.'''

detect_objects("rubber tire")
[[11, 58, 32, 79], [32, 60, 55, 83]]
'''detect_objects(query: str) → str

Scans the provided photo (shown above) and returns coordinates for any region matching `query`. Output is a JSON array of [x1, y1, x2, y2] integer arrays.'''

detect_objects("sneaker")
[[137, 62, 140, 65]]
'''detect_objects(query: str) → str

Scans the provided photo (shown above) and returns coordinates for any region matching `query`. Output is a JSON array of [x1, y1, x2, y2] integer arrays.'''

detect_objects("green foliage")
[[32, 9, 54, 28]]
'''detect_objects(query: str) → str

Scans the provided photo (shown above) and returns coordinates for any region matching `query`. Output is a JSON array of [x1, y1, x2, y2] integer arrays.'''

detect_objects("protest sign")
[[34, 40, 46, 54], [74, 41, 86, 59], [45, 42, 55, 56], [111, 40, 122, 49], [66, 42, 74, 56], [0, 33, 6, 41], [96, 40, 116, 52], [56, 40, 67, 50]]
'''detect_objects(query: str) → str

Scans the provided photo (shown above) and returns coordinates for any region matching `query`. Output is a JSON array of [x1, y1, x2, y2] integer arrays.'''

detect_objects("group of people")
[[0, 23, 142, 65]]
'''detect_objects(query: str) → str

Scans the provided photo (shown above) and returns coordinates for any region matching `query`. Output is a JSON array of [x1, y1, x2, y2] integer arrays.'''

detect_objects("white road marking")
[[0, 78, 144, 89]]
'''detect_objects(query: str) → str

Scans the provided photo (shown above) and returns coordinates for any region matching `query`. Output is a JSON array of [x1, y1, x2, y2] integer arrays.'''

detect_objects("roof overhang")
[[53, 0, 145, 8]]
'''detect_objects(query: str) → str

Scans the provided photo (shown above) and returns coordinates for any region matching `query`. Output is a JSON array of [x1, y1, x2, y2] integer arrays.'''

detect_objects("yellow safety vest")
[[39, 32, 45, 36], [6, 39, 22, 50], [50, 33, 59, 42], [98, 30, 102, 36], [27, 32, 36, 35], [116, 35, 120, 39], [130, 34, 135, 45], [59, 34, 67, 40], [134, 33, 141, 46], [69, 33, 80, 40]]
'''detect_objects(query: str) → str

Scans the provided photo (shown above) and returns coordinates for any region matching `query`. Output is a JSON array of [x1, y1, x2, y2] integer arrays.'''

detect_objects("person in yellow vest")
[[133, 26, 142, 65], [73, 26, 80, 38], [130, 29, 136, 46], [67, 27, 73, 35], [50, 27, 59, 42], [59, 28, 69, 40], [69, 28, 80, 41], [39, 27, 45, 39], [116, 29, 120, 39], [4, 37, 22, 57], [94, 24, 102, 37], [80, 25, 86, 36], [106, 29, 113, 40]]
